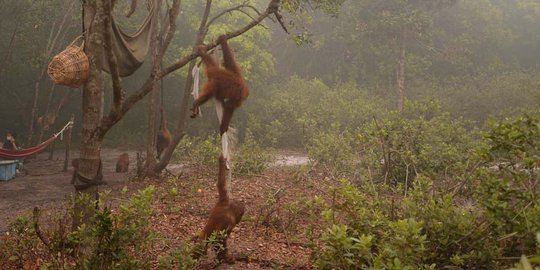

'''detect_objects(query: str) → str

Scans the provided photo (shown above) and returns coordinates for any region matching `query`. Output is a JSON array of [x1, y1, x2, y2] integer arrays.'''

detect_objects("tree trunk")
[[73, 0, 105, 229], [48, 140, 56, 160], [145, 0, 162, 177], [0, 23, 20, 89], [153, 0, 213, 173], [28, 71, 46, 146], [396, 41, 406, 113]]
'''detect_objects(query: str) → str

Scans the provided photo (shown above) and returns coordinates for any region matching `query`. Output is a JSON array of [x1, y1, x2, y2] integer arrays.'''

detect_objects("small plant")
[[1, 186, 157, 269], [509, 233, 540, 270], [172, 135, 221, 168], [0, 217, 38, 269], [157, 242, 197, 270], [206, 230, 228, 263]]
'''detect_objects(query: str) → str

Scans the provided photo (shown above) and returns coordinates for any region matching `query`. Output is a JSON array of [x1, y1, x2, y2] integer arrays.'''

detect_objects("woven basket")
[[48, 36, 89, 88]]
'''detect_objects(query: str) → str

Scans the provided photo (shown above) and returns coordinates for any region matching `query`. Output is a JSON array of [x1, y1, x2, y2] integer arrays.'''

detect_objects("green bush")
[[245, 77, 384, 148], [306, 130, 356, 174], [0, 217, 39, 269], [80, 187, 156, 269], [476, 113, 540, 256], [172, 135, 221, 167], [310, 178, 499, 269], [357, 99, 474, 184], [1, 187, 159, 270], [233, 131, 272, 175], [404, 176, 500, 268]]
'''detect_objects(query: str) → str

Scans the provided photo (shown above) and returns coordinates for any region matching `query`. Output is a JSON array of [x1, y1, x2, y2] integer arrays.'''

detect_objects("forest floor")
[[0, 148, 334, 269]]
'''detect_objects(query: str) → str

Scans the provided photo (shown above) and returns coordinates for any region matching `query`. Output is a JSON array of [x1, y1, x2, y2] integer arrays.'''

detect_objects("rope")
[[54, 120, 74, 138]]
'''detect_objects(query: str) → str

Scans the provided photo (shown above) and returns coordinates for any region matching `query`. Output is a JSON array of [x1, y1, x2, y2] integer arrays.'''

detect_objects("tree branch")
[[160, 0, 281, 78], [103, 0, 124, 111], [97, 0, 282, 139], [153, 0, 214, 172], [206, 4, 262, 30], [159, 0, 182, 59]]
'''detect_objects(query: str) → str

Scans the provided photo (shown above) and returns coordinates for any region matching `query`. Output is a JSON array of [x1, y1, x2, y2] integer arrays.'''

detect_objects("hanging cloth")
[[0, 121, 73, 160], [83, 4, 156, 77], [191, 65, 202, 116]]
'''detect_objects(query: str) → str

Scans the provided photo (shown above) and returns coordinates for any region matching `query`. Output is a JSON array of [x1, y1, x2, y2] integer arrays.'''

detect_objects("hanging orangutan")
[[191, 35, 249, 135], [156, 109, 172, 159]]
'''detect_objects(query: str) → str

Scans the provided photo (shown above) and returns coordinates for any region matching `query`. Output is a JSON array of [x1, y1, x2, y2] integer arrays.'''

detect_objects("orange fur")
[[115, 153, 129, 173], [156, 109, 172, 159], [194, 155, 245, 263], [191, 35, 249, 135]]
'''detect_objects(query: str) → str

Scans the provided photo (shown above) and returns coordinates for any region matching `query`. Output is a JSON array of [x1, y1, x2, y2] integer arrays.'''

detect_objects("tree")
[[352, 0, 456, 112], [73, 0, 283, 226]]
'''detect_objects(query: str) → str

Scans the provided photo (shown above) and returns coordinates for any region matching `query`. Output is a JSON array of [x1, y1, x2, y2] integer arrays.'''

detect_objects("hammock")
[[83, 2, 156, 77], [0, 121, 73, 160]]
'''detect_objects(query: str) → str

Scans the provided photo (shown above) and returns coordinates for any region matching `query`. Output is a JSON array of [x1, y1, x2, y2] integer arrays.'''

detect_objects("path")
[[0, 149, 309, 233], [0, 149, 136, 232]]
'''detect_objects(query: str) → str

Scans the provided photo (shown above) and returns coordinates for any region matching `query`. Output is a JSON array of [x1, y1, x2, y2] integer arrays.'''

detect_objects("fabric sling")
[[83, 4, 156, 77]]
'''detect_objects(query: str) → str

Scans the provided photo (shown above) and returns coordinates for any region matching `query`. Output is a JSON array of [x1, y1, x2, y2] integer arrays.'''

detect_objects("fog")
[[0, 0, 538, 148]]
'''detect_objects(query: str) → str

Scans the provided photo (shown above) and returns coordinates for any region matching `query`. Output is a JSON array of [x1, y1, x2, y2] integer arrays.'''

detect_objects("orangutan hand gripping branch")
[[191, 35, 249, 136], [193, 155, 245, 263]]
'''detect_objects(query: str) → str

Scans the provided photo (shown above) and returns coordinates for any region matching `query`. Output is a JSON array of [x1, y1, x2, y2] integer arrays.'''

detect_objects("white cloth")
[[191, 65, 201, 116], [214, 99, 231, 168]]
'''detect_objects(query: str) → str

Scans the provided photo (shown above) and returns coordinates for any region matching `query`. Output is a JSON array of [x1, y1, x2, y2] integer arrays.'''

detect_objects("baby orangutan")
[[192, 155, 245, 263], [115, 153, 130, 173]]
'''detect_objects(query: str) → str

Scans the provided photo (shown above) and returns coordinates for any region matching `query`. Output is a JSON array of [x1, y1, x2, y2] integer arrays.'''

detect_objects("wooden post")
[[48, 140, 56, 160], [63, 114, 74, 172]]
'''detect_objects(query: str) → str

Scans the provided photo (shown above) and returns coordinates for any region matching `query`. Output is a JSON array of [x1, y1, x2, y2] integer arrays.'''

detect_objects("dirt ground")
[[0, 149, 137, 233], [0, 149, 319, 269]]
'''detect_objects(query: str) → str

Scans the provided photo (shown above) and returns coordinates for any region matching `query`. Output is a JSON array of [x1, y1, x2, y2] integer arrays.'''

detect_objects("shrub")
[[306, 130, 356, 174], [80, 186, 156, 269], [0, 217, 39, 269], [245, 77, 384, 148], [172, 135, 221, 167], [311, 177, 500, 269], [1, 187, 158, 269], [404, 176, 500, 268], [477, 113, 540, 256], [233, 131, 272, 175], [357, 98, 474, 185]]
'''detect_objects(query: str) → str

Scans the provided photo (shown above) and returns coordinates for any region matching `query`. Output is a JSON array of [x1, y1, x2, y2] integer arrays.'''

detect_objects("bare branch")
[[160, 0, 280, 78], [103, 0, 124, 111], [153, 0, 215, 172], [32, 207, 51, 251], [206, 4, 262, 29], [98, 0, 282, 139], [47, 1, 76, 55], [159, 0, 182, 58], [274, 10, 289, 34]]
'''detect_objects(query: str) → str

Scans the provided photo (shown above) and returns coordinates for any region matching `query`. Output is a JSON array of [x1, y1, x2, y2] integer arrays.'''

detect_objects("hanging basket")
[[47, 36, 89, 88]]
